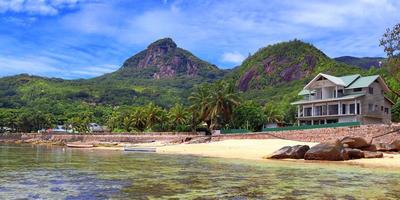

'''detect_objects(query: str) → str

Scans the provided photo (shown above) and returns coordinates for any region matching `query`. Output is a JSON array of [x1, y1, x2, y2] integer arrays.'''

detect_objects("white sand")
[[92, 139, 400, 169]]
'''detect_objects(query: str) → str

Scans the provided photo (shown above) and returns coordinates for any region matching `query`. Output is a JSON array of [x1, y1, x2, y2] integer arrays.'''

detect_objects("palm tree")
[[188, 84, 212, 128], [207, 81, 240, 129], [144, 103, 164, 129], [131, 109, 147, 132], [168, 103, 190, 129], [263, 103, 284, 124]]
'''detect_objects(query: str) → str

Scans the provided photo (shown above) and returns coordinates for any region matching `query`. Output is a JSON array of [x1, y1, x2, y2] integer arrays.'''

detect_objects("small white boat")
[[124, 146, 156, 152], [66, 143, 94, 148]]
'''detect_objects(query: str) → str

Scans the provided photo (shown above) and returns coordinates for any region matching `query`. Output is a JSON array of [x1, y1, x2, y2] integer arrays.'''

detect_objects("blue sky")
[[0, 0, 400, 79]]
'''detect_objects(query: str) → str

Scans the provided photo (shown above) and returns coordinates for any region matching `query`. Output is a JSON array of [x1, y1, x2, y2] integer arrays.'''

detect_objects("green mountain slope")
[[334, 56, 384, 69], [223, 40, 366, 121], [1, 38, 383, 124], [0, 38, 226, 109]]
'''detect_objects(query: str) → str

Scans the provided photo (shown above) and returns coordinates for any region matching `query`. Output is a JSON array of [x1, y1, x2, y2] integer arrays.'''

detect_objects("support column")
[[327, 103, 329, 115], [335, 86, 338, 98], [355, 100, 358, 115], [311, 104, 314, 116]]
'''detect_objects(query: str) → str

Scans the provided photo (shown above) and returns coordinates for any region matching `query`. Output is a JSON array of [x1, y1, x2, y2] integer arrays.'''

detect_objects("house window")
[[381, 106, 384, 111], [375, 104, 378, 111], [357, 103, 360, 115], [304, 107, 312, 116], [328, 105, 338, 115], [338, 89, 344, 97], [353, 88, 362, 92], [368, 104, 373, 112], [385, 108, 389, 114], [342, 104, 346, 114], [350, 104, 355, 114], [369, 87, 374, 94]]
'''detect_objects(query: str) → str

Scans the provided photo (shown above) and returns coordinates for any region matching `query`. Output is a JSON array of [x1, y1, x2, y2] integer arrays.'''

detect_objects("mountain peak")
[[148, 38, 177, 50], [117, 38, 223, 80]]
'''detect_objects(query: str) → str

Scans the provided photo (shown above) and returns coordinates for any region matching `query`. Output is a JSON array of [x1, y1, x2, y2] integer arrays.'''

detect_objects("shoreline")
[[90, 139, 400, 170]]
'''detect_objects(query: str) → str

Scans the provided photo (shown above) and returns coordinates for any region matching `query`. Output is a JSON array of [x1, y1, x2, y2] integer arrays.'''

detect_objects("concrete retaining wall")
[[1, 124, 399, 144], [213, 124, 400, 144]]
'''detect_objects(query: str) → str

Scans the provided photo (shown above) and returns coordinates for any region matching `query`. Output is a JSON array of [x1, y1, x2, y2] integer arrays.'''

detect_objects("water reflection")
[[0, 144, 399, 199]]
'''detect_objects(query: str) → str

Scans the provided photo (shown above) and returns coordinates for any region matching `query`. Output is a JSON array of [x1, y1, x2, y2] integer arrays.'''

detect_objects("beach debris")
[[185, 136, 212, 144], [363, 151, 384, 158], [344, 148, 365, 159], [340, 137, 369, 149], [304, 140, 349, 161], [267, 145, 310, 159]]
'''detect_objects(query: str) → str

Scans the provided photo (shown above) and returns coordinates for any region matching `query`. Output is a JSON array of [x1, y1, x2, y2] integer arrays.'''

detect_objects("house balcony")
[[296, 100, 361, 119]]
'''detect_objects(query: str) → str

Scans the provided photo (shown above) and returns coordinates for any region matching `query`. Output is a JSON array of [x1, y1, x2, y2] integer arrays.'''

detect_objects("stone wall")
[[0, 132, 201, 144], [213, 124, 400, 144], [1, 124, 399, 144]]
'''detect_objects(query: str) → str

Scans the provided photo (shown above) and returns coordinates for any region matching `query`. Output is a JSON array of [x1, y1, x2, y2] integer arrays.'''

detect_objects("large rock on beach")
[[360, 144, 377, 152], [344, 148, 364, 159], [389, 140, 400, 151], [375, 142, 399, 151], [268, 145, 310, 159], [363, 151, 384, 158], [304, 140, 349, 161], [340, 137, 369, 149]]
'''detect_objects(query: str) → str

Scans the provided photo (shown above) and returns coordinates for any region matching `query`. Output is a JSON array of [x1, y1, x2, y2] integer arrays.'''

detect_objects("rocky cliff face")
[[229, 40, 358, 92], [119, 38, 222, 79]]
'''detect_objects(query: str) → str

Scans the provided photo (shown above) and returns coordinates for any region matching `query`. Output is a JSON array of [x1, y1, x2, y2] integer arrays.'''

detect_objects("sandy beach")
[[107, 139, 400, 169], [91, 139, 400, 169]]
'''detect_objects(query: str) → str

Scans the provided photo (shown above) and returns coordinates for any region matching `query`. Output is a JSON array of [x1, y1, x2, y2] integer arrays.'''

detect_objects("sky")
[[0, 0, 399, 79]]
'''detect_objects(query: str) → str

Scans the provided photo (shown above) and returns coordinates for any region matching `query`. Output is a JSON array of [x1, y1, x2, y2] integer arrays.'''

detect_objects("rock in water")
[[344, 148, 365, 159], [268, 146, 292, 159], [363, 151, 384, 158], [268, 145, 310, 159], [290, 145, 310, 159], [304, 140, 349, 161], [340, 137, 370, 149]]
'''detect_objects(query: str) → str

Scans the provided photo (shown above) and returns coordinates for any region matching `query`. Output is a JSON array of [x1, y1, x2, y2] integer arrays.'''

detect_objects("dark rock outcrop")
[[340, 137, 369, 149], [363, 151, 384, 158], [344, 148, 364, 159], [268, 145, 310, 159], [360, 144, 377, 152], [304, 140, 349, 161]]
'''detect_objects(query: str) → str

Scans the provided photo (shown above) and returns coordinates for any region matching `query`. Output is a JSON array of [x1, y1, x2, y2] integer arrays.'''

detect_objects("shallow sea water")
[[0, 144, 399, 199]]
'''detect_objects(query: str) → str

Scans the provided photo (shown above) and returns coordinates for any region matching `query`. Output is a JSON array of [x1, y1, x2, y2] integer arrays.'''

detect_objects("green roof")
[[338, 74, 360, 86], [321, 73, 346, 86], [299, 73, 385, 96], [346, 75, 379, 89]]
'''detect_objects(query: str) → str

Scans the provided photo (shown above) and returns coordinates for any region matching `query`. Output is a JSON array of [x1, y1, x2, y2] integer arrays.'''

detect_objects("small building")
[[291, 73, 394, 125]]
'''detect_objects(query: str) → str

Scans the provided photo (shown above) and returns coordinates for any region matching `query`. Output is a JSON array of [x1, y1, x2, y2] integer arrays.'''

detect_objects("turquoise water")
[[0, 144, 399, 199]]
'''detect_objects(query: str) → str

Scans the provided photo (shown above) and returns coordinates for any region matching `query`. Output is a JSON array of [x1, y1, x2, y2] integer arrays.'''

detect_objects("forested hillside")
[[0, 38, 398, 133]]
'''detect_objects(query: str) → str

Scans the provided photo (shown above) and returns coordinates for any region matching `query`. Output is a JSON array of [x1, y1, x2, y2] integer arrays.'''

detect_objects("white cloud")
[[0, 55, 60, 76], [70, 65, 119, 77], [0, 0, 80, 15], [221, 52, 246, 64]]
